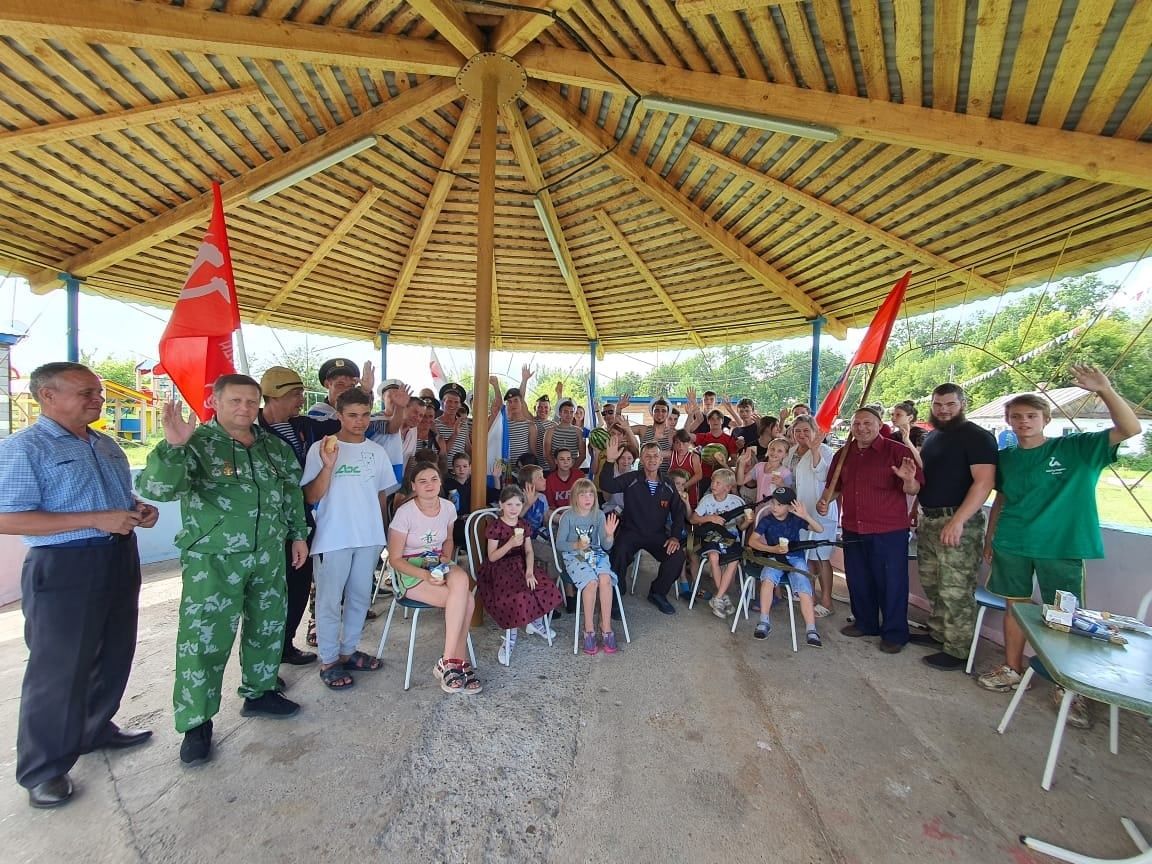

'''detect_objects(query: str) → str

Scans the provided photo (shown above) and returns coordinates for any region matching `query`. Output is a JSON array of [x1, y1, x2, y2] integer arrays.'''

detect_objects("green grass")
[[1097, 470, 1152, 530]]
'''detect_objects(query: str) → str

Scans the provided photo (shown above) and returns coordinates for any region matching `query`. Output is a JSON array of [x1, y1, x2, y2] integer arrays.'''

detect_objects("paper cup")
[[779, 538, 789, 552]]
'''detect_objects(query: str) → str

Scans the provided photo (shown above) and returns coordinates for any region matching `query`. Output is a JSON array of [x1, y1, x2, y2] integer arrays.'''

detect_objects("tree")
[[249, 343, 324, 391], [81, 352, 139, 390]]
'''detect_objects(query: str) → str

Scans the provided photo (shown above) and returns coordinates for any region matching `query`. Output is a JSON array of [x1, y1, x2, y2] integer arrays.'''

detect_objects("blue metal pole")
[[588, 339, 598, 409], [378, 330, 388, 379], [808, 316, 824, 409], [63, 274, 80, 362]]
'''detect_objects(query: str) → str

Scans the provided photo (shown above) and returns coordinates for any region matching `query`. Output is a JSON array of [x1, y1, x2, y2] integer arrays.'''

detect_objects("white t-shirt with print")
[[302, 438, 399, 556], [695, 492, 744, 540]]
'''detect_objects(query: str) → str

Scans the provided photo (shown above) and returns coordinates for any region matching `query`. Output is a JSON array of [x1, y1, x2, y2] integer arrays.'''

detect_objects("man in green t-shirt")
[[977, 365, 1141, 728]]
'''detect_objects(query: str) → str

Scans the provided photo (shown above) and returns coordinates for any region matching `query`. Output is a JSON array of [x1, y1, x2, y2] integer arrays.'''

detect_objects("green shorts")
[[396, 556, 435, 594], [987, 549, 1085, 604]]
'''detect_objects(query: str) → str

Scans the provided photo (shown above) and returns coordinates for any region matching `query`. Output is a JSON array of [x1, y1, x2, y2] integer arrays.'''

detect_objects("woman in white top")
[[787, 415, 838, 617]]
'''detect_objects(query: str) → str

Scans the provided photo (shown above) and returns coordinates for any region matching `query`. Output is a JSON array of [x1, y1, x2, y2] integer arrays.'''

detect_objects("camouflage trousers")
[[916, 511, 985, 658], [172, 547, 286, 733]]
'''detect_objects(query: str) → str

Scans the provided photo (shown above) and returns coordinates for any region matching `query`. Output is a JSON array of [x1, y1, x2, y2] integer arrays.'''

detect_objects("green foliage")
[[249, 342, 325, 389], [81, 352, 139, 390]]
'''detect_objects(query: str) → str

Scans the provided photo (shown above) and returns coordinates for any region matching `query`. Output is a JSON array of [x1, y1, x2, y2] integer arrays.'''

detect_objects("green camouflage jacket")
[[136, 420, 308, 554]]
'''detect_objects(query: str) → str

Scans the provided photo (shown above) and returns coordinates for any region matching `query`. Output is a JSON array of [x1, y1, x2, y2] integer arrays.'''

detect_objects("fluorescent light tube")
[[640, 97, 840, 142], [249, 136, 379, 202], [533, 198, 572, 282]]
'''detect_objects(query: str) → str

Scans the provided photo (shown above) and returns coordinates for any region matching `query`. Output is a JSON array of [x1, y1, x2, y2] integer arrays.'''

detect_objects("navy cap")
[[318, 358, 359, 385]]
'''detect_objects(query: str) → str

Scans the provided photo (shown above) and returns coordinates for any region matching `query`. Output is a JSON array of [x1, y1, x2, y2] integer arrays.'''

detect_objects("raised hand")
[[790, 500, 810, 519], [892, 457, 918, 482], [161, 400, 198, 446], [392, 385, 411, 408], [616, 393, 631, 414], [604, 433, 622, 462], [522, 364, 535, 382], [359, 360, 375, 395], [685, 386, 697, 408], [1069, 363, 1114, 394], [738, 448, 754, 466], [604, 512, 619, 537], [555, 379, 564, 398]]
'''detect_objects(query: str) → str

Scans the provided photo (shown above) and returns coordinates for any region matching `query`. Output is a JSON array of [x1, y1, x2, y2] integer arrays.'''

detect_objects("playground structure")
[[12, 377, 159, 442]]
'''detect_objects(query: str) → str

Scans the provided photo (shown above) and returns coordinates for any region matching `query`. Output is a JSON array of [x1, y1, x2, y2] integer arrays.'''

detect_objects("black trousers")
[[17, 536, 141, 788], [283, 537, 314, 654], [609, 531, 686, 598]]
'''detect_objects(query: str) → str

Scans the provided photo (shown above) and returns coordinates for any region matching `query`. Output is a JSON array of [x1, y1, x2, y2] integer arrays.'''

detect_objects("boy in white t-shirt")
[[689, 468, 754, 619], [302, 390, 399, 690]]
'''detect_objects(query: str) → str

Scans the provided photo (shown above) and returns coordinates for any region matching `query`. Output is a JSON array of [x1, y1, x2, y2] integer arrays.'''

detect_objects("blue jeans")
[[842, 530, 910, 645], [757, 553, 813, 595], [313, 546, 383, 665]]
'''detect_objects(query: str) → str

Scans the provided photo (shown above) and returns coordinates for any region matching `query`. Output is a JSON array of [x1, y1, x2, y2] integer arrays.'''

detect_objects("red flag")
[[157, 182, 240, 421], [429, 347, 447, 392], [814, 271, 911, 433]]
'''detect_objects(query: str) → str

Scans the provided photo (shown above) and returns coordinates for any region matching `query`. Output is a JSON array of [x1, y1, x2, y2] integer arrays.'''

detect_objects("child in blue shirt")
[[747, 487, 824, 646]]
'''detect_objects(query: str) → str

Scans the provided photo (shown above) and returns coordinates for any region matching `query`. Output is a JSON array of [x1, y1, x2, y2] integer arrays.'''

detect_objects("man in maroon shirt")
[[818, 407, 923, 653]]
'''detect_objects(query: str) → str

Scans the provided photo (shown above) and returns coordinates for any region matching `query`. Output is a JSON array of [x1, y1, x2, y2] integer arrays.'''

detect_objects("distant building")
[[968, 387, 1152, 454]]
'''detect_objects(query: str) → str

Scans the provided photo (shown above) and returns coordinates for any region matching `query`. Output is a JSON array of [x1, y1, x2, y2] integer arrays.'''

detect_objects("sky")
[[2, 255, 1149, 395]]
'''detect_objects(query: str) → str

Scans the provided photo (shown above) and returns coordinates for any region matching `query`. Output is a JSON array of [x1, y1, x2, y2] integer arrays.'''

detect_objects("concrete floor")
[[0, 560, 1149, 864]]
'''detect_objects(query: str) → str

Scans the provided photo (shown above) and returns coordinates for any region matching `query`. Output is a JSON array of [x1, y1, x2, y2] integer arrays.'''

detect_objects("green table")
[[997, 603, 1152, 863]]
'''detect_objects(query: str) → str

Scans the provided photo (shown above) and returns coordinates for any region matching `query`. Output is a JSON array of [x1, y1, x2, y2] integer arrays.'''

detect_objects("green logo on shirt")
[[335, 464, 362, 476]]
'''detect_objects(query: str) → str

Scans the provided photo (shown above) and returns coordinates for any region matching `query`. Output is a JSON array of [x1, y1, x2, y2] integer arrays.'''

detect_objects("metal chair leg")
[[965, 605, 986, 674], [403, 609, 420, 691], [731, 576, 755, 634], [614, 584, 631, 643], [573, 590, 582, 655], [466, 631, 476, 669], [786, 583, 797, 653], [375, 598, 399, 660], [629, 553, 641, 595], [996, 666, 1034, 733], [688, 559, 705, 609], [1110, 704, 1120, 755], [1042, 687, 1075, 790], [1023, 817, 1152, 864]]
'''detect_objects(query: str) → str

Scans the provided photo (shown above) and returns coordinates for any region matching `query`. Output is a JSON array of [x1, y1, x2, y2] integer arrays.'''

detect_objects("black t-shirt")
[[694, 416, 732, 434], [733, 423, 757, 448], [919, 421, 997, 508]]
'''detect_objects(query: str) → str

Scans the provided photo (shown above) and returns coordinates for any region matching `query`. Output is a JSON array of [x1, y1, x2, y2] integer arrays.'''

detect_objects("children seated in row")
[[689, 468, 754, 618], [747, 487, 824, 647], [556, 479, 621, 655], [477, 486, 565, 666]]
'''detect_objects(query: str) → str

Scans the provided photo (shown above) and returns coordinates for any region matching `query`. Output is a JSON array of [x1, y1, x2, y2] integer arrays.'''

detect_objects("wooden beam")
[[28, 77, 460, 293], [0, 0, 464, 76], [406, 0, 485, 57], [518, 46, 1152, 191], [680, 140, 1005, 297], [675, 0, 806, 14], [593, 211, 705, 349], [491, 259, 503, 349], [377, 101, 480, 331], [0, 87, 265, 153], [502, 102, 599, 342], [490, 0, 578, 57], [254, 187, 382, 324], [522, 82, 845, 335]]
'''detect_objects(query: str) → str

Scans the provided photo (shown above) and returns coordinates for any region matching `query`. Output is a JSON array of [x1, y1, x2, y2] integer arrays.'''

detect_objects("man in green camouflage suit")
[[908, 383, 997, 671], [137, 374, 309, 765]]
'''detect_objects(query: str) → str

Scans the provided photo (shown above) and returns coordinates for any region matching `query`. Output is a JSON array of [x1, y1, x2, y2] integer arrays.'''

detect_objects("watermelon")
[[701, 443, 729, 466], [589, 427, 610, 451]]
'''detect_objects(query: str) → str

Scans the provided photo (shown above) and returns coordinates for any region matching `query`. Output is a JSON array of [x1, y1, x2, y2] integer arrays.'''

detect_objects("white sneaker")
[[977, 665, 1024, 692], [525, 620, 555, 642], [498, 639, 512, 667], [722, 596, 736, 616], [708, 597, 726, 619]]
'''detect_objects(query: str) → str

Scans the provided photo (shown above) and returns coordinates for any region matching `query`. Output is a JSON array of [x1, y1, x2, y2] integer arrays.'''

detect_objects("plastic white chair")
[[732, 505, 798, 650], [373, 587, 477, 692], [549, 508, 631, 654]]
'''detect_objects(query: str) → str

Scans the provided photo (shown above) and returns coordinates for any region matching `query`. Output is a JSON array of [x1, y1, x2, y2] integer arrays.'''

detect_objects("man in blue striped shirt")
[[0, 362, 158, 808]]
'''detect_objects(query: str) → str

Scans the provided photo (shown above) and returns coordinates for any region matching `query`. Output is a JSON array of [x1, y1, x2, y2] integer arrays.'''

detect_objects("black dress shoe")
[[281, 646, 318, 666], [180, 720, 212, 766], [647, 593, 676, 615], [28, 775, 73, 809], [879, 640, 905, 654], [923, 651, 967, 670], [908, 632, 943, 648], [103, 728, 153, 749], [840, 624, 869, 637]]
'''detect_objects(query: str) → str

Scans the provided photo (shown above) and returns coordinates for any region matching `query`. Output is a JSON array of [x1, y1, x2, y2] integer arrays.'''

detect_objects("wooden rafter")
[[406, 0, 485, 57], [680, 140, 1004, 297], [675, 0, 806, 14], [0, 87, 265, 153], [518, 46, 1152, 191], [377, 101, 481, 332], [254, 188, 383, 324], [491, 0, 578, 57], [594, 210, 705, 349], [0, 0, 464, 76], [491, 259, 502, 349], [27, 78, 460, 294], [502, 102, 599, 342], [522, 82, 845, 335]]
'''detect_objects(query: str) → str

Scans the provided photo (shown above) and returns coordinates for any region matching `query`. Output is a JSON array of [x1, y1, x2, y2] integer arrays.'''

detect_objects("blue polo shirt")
[[0, 416, 134, 546]]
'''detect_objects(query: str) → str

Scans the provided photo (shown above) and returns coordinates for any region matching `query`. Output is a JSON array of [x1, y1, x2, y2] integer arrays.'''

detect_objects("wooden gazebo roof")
[[0, 0, 1149, 352]]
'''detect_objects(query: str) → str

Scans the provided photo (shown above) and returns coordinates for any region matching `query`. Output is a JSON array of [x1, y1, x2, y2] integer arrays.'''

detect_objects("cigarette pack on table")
[[1054, 590, 1079, 614], [1043, 604, 1074, 627]]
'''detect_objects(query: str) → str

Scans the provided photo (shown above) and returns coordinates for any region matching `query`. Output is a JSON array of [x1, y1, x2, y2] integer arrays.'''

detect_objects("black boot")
[[180, 720, 213, 766]]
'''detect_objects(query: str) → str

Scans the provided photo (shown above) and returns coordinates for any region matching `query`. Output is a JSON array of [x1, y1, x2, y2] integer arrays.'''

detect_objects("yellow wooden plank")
[[406, 0, 485, 56], [932, 0, 965, 111], [1037, 0, 1114, 128], [891, 0, 922, 104], [813, 0, 857, 96], [965, 0, 1011, 117], [1075, 3, 1152, 135], [849, 0, 889, 100], [999, 0, 1062, 123]]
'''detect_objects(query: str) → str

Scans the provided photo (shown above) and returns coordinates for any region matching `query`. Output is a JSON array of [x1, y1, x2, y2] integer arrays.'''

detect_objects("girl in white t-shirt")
[[388, 461, 481, 694]]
